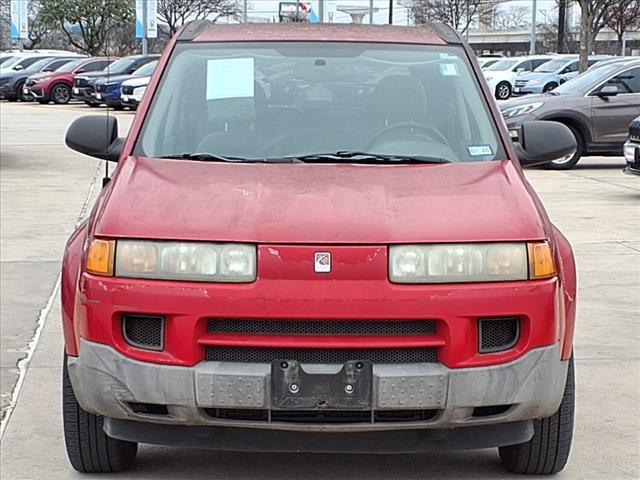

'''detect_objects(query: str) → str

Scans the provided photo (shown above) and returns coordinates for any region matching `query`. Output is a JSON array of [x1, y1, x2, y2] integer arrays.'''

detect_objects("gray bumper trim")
[[69, 340, 567, 432]]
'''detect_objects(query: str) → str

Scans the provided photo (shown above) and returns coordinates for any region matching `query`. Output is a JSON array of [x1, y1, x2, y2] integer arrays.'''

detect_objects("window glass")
[[604, 67, 640, 94], [55, 59, 84, 73], [135, 42, 505, 163], [515, 60, 532, 72], [83, 60, 111, 72], [485, 59, 518, 71]]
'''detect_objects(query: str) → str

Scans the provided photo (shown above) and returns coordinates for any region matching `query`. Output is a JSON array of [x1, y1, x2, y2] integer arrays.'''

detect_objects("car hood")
[[95, 74, 135, 86], [122, 76, 150, 87], [0, 70, 20, 80], [94, 157, 547, 244], [28, 71, 63, 80]]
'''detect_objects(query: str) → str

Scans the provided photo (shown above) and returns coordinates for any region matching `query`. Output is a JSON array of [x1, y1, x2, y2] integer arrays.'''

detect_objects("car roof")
[[184, 23, 451, 46]]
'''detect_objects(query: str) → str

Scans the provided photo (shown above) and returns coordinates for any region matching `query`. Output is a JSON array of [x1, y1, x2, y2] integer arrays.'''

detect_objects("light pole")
[[142, 0, 148, 56], [529, 0, 537, 55]]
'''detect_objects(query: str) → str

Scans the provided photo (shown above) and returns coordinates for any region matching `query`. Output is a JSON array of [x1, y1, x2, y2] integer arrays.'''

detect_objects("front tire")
[[499, 355, 575, 475], [495, 82, 512, 100], [63, 354, 138, 473], [51, 83, 71, 104], [543, 82, 558, 93], [546, 124, 583, 170]]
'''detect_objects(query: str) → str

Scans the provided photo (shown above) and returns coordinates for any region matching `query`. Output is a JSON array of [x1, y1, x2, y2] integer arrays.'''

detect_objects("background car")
[[120, 70, 155, 110], [501, 58, 640, 169], [0, 50, 84, 75], [514, 55, 610, 94], [477, 55, 502, 69], [72, 54, 159, 107], [94, 59, 158, 109], [624, 116, 640, 176], [24, 57, 114, 104], [0, 56, 79, 101], [483, 55, 553, 100]]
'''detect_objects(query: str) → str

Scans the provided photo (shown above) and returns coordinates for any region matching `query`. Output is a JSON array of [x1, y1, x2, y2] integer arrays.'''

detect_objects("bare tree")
[[157, 0, 242, 36], [494, 5, 530, 30], [606, 0, 640, 53], [411, 0, 493, 35], [574, 0, 612, 72]]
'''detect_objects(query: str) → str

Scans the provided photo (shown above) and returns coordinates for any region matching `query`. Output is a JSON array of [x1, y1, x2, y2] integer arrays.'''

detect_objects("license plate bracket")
[[271, 360, 372, 410]]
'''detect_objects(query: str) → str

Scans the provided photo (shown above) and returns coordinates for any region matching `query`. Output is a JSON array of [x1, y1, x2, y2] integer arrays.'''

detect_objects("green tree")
[[39, 0, 134, 55]]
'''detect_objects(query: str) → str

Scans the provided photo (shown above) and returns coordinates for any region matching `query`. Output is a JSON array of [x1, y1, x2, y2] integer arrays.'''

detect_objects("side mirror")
[[75, 68, 86, 74], [597, 85, 619, 97], [65, 115, 123, 162], [14, 64, 24, 71], [516, 67, 526, 73], [514, 121, 577, 167]]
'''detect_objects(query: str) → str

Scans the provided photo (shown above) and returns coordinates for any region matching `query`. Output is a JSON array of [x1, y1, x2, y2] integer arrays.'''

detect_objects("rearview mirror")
[[597, 85, 619, 97], [514, 121, 577, 167], [65, 115, 123, 162]]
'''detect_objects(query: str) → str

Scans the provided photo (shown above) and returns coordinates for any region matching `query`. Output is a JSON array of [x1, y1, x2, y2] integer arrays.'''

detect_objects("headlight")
[[389, 242, 555, 283], [86, 239, 256, 282], [501, 102, 543, 118], [32, 77, 50, 84]]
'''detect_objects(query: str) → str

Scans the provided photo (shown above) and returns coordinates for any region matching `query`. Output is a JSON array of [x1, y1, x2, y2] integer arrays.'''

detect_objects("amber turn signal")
[[527, 241, 556, 279], [86, 239, 115, 276]]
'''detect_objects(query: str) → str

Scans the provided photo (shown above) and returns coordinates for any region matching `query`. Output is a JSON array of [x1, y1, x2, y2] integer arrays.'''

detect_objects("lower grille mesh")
[[205, 346, 437, 364], [478, 317, 519, 353], [207, 318, 436, 336]]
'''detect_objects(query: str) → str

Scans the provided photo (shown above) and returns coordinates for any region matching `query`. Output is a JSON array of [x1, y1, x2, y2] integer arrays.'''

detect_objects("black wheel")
[[85, 101, 99, 108], [51, 83, 71, 104], [37, 99, 49, 105], [16, 82, 30, 102], [495, 82, 512, 100], [499, 355, 574, 475], [546, 124, 583, 170], [63, 353, 138, 473], [112, 105, 125, 111], [543, 83, 558, 93]]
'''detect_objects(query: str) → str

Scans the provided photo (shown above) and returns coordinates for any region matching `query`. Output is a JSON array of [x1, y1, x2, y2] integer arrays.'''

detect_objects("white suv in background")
[[483, 55, 553, 100]]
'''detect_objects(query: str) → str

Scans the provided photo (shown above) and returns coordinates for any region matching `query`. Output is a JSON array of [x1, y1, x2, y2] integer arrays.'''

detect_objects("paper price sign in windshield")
[[206, 58, 255, 100]]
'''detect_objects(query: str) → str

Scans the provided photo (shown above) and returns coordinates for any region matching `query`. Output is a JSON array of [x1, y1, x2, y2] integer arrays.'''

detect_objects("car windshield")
[[24, 58, 54, 72], [535, 58, 572, 73], [552, 63, 630, 94], [56, 59, 85, 73], [133, 60, 157, 76], [485, 59, 518, 71], [102, 57, 136, 74], [135, 42, 504, 163], [0, 56, 15, 65]]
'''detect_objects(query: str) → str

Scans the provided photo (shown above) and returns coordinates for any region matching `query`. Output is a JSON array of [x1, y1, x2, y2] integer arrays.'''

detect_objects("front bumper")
[[23, 85, 49, 100], [0, 83, 16, 99], [624, 141, 640, 176], [69, 339, 567, 432], [513, 84, 542, 95], [72, 86, 98, 103]]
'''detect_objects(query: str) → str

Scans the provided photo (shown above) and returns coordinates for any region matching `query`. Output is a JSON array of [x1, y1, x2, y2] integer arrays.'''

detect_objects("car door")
[[591, 66, 640, 144]]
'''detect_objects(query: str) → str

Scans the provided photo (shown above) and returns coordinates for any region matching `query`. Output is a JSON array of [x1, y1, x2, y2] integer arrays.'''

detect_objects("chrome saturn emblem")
[[314, 252, 331, 273]]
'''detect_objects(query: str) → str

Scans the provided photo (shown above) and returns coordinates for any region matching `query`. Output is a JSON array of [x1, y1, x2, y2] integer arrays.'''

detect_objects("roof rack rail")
[[425, 22, 462, 45], [178, 20, 211, 42]]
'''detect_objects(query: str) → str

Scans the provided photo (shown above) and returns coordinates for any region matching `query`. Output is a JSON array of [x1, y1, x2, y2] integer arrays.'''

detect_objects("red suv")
[[62, 22, 578, 475], [24, 57, 113, 104]]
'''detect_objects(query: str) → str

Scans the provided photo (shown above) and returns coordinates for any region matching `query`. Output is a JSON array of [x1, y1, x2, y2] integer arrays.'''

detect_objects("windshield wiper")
[[277, 151, 451, 164], [159, 153, 301, 163]]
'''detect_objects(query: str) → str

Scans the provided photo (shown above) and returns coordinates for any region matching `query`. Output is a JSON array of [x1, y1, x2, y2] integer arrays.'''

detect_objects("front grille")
[[95, 83, 107, 93], [515, 80, 528, 87], [122, 314, 164, 350], [205, 408, 438, 424], [121, 85, 134, 95], [629, 117, 640, 141], [205, 346, 438, 364], [207, 318, 436, 336], [478, 317, 519, 353], [25, 79, 36, 87], [75, 77, 89, 88]]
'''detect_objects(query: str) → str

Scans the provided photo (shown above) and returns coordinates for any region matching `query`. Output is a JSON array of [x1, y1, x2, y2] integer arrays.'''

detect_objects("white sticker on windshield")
[[468, 145, 493, 156], [439, 63, 459, 77], [206, 58, 254, 100]]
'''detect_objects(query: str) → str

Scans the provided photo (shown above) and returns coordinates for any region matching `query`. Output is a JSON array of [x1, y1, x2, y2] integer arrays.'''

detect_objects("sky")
[[244, 0, 572, 27]]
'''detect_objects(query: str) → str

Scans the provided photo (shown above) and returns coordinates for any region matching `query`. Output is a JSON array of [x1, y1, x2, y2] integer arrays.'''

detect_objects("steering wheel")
[[366, 122, 449, 151]]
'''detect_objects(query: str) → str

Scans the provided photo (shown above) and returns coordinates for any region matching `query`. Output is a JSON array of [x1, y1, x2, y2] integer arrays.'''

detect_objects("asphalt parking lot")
[[0, 101, 638, 479]]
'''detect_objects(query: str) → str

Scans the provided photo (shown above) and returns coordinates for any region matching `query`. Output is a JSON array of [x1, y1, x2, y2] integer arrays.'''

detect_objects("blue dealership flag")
[[309, 7, 319, 23]]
